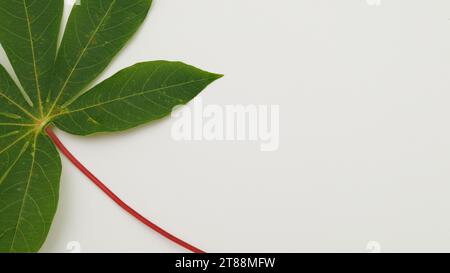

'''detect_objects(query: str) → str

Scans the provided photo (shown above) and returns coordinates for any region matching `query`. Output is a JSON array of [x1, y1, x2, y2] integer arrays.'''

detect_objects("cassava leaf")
[[0, 133, 61, 253], [0, 0, 221, 253], [0, 0, 64, 116], [54, 61, 222, 135], [47, 0, 153, 113], [0, 65, 36, 125], [0, 64, 61, 253], [0, 64, 35, 154]]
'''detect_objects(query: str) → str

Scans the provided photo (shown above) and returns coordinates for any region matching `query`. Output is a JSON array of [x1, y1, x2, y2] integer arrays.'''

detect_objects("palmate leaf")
[[0, 65, 61, 253], [0, 0, 221, 252]]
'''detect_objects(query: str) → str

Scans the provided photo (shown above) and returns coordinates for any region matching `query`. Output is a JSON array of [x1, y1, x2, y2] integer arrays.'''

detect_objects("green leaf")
[[0, 65, 62, 253], [54, 61, 222, 135], [0, 0, 62, 253], [0, 0, 221, 253], [0, 65, 36, 126], [0, 133, 61, 253], [0, 0, 64, 116], [0, 64, 35, 157], [47, 0, 153, 113]]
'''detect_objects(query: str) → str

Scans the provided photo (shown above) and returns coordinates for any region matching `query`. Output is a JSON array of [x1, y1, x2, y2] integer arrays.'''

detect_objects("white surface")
[[3, 0, 450, 253]]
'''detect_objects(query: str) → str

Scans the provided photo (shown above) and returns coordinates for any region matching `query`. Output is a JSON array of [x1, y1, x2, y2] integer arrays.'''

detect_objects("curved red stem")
[[45, 127, 205, 253]]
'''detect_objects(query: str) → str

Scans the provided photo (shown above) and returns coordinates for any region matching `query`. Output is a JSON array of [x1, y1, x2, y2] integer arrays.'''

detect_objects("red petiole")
[[45, 127, 205, 253]]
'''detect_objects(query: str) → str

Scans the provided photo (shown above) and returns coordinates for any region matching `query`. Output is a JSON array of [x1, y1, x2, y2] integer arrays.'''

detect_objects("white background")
[[2, 0, 450, 252]]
